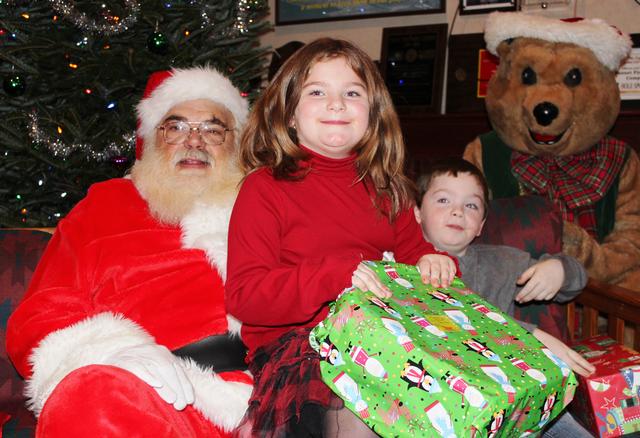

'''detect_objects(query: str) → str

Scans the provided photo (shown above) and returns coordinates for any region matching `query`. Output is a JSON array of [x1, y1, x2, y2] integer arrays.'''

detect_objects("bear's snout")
[[533, 102, 559, 127]]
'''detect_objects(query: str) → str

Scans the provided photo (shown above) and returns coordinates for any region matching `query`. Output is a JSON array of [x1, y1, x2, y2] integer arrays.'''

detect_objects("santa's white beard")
[[130, 145, 242, 225]]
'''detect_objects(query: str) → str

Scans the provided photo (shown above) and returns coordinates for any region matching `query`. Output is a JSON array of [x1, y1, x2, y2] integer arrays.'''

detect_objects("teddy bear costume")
[[464, 13, 640, 290], [6, 67, 253, 436]]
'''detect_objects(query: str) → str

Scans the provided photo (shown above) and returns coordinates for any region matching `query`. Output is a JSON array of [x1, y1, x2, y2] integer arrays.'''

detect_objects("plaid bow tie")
[[511, 137, 626, 236]]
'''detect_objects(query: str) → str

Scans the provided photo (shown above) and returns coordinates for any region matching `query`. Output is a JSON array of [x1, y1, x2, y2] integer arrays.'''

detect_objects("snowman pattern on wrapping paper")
[[313, 262, 569, 437]]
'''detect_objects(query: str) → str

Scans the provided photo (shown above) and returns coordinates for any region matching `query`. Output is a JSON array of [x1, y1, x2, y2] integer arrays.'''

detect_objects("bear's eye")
[[521, 67, 537, 85], [564, 68, 582, 87]]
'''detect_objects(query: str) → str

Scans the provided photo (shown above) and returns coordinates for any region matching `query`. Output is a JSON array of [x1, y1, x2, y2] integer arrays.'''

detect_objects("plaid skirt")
[[237, 327, 343, 437]]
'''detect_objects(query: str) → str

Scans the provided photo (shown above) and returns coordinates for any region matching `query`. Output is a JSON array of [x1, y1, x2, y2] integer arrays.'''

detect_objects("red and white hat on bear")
[[135, 66, 249, 159], [484, 12, 633, 72]]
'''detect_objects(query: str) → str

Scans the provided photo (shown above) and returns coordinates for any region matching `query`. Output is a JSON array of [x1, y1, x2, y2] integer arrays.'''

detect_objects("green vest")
[[479, 131, 626, 243]]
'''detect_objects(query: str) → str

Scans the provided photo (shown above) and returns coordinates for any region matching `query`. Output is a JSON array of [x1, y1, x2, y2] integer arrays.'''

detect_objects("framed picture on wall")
[[618, 33, 640, 111], [459, 0, 517, 15], [380, 24, 448, 113], [276, 0, 445, 26], [446, 33, 490, 113]]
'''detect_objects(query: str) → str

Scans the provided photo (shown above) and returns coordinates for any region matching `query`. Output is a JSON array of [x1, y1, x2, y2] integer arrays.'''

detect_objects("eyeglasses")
[[157, 120, 232, 145]]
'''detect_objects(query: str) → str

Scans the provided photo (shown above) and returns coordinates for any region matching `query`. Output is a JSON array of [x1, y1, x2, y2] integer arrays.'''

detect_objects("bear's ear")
[[494, 40, 514, 78], [496, 39, 514, 59]]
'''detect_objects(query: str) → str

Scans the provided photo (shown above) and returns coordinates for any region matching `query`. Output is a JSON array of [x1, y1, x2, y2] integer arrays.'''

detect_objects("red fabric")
[[226, 149, 454, 355], [136, 70, 173, 159], [473, 195, 569, 341], [36, 365, 240, 437], [511, 137, 626, 236], [474, 195, 562, 258], [0, 412, 9, 431], [6, 178, 229, 378]]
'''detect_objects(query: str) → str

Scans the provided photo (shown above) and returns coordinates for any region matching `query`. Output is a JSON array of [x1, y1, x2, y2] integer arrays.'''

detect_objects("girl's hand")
[[352, 262, 392, 299], [516, 259, 564, 303], [533, 328, 595, 377], [417, 254, 456, 288]]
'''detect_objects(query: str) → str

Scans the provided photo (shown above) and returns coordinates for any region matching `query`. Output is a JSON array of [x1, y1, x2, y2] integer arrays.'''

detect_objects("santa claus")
[[6, 67, 252, 436]]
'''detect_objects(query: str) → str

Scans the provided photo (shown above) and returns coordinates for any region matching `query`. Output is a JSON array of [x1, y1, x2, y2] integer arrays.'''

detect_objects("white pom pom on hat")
[[484, 12, 633, 72], [135, 66, 249, 159]]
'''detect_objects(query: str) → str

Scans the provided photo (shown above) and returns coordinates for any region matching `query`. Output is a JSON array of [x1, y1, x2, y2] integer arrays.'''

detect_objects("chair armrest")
[[568, 278, 640, 349]]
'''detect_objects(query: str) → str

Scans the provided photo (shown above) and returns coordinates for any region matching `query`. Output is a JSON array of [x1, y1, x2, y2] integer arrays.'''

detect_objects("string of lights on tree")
[[0, 0, 270, 226]]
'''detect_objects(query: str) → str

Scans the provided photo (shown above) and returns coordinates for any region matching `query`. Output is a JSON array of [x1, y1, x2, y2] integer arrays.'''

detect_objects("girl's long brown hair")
[[240, 37, 414, 220]]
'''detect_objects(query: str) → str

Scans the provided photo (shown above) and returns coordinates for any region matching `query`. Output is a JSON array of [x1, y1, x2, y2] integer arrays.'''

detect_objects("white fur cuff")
[[26, 312, 252, 432], [26, 312, 156, 416], [181, 358, 252, 431]]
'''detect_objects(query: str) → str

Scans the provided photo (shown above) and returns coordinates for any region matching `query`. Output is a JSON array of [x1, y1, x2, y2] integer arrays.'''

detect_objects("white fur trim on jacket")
[[484, 12, 632, 71], [181, 358, 252, 431], [180, 198, 242, 336], [25, 312, 251, 430], [136, 67, 248, 144], [181, 199, 233, 282]]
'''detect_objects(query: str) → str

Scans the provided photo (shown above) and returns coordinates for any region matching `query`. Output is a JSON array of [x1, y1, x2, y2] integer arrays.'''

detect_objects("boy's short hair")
[[415, 158, 490, 218]]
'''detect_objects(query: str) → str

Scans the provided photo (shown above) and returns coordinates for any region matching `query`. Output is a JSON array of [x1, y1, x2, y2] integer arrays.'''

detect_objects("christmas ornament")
[[147, 31, 169, 55], [110, 155, 129, 169], [3, 74, 26, 96]]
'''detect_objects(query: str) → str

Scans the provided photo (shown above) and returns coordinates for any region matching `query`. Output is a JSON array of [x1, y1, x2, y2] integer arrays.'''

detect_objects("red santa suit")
[[6, 177, 252, 437]]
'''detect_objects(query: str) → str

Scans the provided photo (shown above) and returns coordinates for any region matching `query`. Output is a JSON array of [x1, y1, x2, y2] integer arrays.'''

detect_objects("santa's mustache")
[[171, 149, 212, 166]]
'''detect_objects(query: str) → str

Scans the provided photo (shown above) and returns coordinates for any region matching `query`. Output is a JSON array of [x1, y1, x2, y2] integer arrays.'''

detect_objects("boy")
[[414, 158, 595, 437]]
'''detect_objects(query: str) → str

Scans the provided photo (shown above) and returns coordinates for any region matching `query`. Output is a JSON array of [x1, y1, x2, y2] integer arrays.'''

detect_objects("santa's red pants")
[[36, 365, 251, 437]]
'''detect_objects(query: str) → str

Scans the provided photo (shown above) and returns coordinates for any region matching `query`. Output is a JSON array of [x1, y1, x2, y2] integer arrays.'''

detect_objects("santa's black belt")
[[172, 333, 248, 372]]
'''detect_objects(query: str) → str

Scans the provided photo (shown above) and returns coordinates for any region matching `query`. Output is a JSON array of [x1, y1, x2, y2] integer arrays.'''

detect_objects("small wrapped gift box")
[[571, 335, 640, 437], [310, 261, 577, 437]]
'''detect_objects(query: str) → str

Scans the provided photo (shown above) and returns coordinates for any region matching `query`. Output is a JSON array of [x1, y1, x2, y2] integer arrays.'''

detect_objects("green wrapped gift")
[[310, 261, 577, 437]]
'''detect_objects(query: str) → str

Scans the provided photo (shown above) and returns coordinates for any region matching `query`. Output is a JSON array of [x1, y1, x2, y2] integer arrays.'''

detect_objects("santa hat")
[[484, 12, 632, 72], [135, 66, 249, 159]]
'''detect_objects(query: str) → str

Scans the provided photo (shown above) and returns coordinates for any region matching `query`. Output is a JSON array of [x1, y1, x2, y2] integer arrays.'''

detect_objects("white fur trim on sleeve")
[[26, 312, 252, 431], [181, 198, 243, 337], [181, 200, 234, 282], [484, 12, 633, 71], [26, 312, 156, 416], [181, 358, 252, 431]]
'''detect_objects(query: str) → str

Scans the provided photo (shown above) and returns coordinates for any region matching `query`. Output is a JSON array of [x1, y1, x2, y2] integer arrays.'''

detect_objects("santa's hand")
[[104, 343, 195, 410], [515, 259, 564, 303], [352, 262, 392, 299]]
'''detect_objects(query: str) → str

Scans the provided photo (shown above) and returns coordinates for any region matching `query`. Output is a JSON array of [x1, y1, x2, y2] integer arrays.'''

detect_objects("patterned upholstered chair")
[[475, 195, 640, 349], [1, 229, 52, 437], [473, 195, 569, 341]]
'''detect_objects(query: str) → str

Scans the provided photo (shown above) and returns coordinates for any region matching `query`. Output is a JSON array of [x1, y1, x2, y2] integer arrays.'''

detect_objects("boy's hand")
[[533, 328, 595, 377], [417, 254, 456, 288], [515, 259, 564, 303], [352, 262, 392, 299]]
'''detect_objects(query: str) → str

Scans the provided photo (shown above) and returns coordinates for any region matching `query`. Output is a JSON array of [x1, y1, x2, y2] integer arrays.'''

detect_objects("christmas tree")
[[0, 0, 270, 227]]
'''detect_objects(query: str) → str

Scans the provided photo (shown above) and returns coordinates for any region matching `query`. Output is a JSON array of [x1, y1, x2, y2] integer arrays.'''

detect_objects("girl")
[[226, 38, 458, 437]]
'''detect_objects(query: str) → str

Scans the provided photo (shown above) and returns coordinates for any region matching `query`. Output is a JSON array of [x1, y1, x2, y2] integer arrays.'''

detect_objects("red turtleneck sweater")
[[226, 149, 452, 354]]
